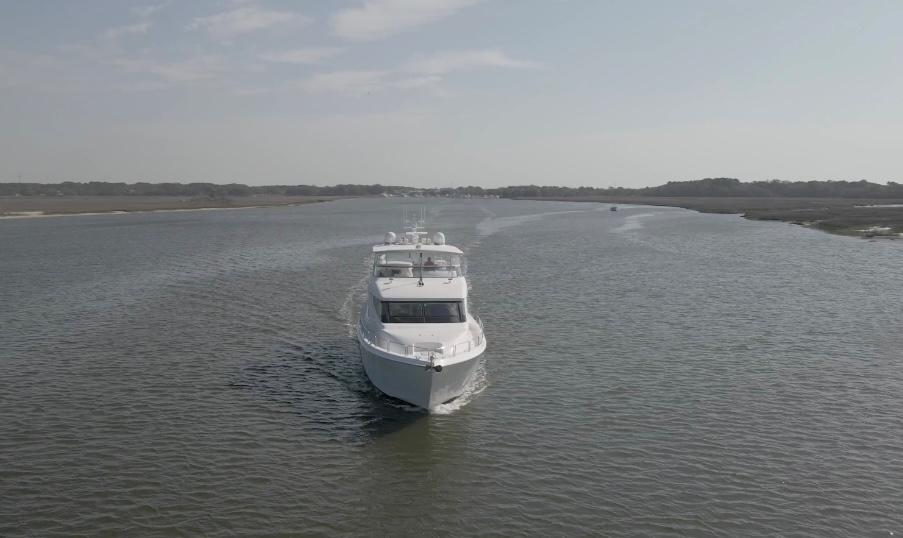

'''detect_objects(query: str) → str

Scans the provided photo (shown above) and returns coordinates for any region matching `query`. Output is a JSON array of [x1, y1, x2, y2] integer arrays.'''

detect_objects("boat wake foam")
[[340, 255, 373, 337], [429, 357, 489, 415], [468, 208, 588, 252], [475, 209, 585, 238], [612, 212, 657, 233]]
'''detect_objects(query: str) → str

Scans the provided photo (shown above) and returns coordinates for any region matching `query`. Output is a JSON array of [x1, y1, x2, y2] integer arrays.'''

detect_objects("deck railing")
[[358, 318, 485, 359], [373, 264, 463, 279]]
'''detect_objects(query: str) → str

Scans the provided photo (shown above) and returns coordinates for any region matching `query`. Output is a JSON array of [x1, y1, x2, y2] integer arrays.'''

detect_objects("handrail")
[[373, 264, 463, 279], [358, 317, 484, 360]]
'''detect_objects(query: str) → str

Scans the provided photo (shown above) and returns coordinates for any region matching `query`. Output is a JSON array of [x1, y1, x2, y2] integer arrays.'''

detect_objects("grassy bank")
[[515, 196, 903, 237], [0, 195, 342, 217]]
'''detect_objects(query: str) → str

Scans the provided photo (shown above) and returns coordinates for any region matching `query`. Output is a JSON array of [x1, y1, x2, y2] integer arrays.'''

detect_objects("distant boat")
[[862, 226, 896, 238], [610, 206, 618, 211]]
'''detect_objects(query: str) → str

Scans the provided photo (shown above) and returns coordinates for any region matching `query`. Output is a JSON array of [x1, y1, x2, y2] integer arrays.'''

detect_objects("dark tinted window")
[[381, 302, 463, 323], [424, 302, 462, 322], [385, 302, 423, 323]]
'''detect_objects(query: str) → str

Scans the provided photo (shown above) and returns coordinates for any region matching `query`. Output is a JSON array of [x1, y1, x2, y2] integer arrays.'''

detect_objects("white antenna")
[[402, 206, 428, 243]]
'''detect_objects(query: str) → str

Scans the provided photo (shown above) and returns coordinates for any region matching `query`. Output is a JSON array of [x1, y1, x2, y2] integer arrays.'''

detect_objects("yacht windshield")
[[373, 251, 463, 278], [381, 301, 464, 323]]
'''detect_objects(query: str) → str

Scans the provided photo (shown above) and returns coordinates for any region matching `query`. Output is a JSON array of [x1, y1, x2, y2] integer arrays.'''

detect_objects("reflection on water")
[[1, 198, 902, 536], [231, 338, 426, 442]]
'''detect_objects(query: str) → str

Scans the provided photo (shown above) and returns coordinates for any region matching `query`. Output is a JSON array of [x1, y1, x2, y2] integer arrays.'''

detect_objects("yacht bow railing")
[[359, 318, 485, 360]]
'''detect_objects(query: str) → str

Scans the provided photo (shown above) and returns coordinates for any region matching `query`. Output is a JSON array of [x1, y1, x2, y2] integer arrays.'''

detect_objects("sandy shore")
[[515, 196, 903, 237], [0, 195, 342, 219]]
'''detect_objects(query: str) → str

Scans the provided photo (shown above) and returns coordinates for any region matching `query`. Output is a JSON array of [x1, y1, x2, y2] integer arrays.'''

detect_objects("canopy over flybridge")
[[374, 277, 467, 300], [372, 243, 463, 255]]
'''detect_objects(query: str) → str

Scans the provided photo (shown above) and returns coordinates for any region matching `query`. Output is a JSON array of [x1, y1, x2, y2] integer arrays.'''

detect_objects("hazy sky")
[[2, 0, 903, 187]]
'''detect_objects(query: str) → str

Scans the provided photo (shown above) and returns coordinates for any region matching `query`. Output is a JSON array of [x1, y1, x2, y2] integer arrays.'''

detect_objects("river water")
[[1, 198, 901, 536]]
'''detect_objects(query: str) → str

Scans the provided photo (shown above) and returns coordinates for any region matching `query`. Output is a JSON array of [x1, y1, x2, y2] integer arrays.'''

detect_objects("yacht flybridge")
[[357, 212, 486, 409]]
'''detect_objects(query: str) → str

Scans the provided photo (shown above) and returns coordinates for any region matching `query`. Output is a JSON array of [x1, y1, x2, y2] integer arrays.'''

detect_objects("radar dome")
[[432, 232, 446, 245], [384, 232, 396, 244]]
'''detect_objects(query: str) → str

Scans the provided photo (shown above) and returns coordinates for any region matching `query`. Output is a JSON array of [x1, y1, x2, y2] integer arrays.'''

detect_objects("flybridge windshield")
[[373, 251, 463, 278], [381, 301, 464, 323]]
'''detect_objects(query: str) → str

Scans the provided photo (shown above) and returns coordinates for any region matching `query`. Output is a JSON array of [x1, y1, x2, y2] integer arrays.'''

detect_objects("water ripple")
[[1, 199, 901, 536]]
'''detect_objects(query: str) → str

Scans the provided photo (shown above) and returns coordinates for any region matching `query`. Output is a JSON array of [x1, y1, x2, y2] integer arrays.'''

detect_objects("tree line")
[[0, 181, 394, 197], [490, 178, 903, 199], [2, 178, 903, 199]]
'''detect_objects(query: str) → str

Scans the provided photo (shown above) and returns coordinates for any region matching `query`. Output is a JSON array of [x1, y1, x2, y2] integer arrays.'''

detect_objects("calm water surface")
[[1, 199, 902, 536]]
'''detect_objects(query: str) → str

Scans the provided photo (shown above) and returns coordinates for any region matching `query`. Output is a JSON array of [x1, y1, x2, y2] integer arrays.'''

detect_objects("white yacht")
[[357, 214, 486, 409]]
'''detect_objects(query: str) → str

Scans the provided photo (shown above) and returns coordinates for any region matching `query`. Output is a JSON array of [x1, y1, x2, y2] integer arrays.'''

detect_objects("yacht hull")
[[359, 343, 482, 409]]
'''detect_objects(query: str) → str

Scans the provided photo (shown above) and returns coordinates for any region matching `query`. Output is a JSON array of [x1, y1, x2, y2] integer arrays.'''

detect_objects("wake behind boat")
[[357, 212, 486, 409]]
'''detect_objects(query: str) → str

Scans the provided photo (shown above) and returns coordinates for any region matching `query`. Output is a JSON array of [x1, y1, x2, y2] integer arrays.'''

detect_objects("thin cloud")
[[332, 0, 480, 41], [101, 21, 151, 40], [393, 75, 442, 89], [113, 55, 227, 83], [394, 75, 448, 97], [296, 70, 453, 97], [295, 48, 537, 97], [406, 49, 539, 75], [188, 6, 306, 39], [149, 57, 226, 82], [132, 2, 170, 19], [297, 70, 390, 95], [259, 48, 343, 65], [232, 87, 272, 96]]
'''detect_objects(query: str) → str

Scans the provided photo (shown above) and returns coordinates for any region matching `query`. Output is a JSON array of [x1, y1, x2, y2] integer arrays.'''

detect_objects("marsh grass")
[[518, 196, 903, 237]]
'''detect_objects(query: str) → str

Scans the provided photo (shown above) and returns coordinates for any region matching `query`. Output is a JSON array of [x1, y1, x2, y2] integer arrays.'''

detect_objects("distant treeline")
[[0, 182, 392, 197], [2, 177, 903, 199], [494, 178, 903, 199]]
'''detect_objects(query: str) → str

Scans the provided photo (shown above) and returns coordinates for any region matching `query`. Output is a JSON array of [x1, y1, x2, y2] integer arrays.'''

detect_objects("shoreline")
[[0, 195, 343, 220], [4, 194, 901, 239], [514, 196, 903, 238]]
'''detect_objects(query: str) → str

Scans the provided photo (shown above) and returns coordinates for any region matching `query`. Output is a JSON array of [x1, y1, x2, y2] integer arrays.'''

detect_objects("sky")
[[1, 0, 903, 188]]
